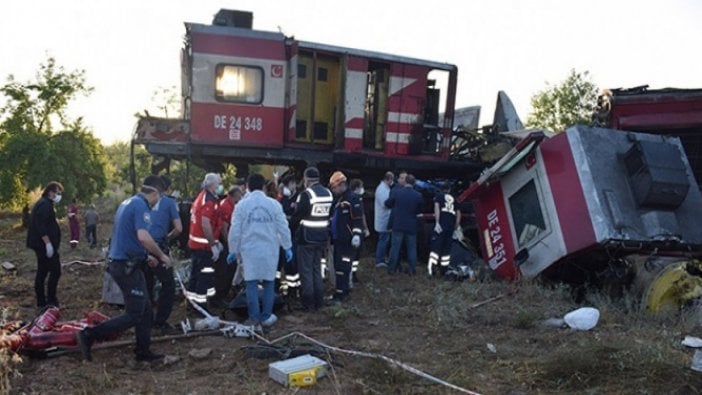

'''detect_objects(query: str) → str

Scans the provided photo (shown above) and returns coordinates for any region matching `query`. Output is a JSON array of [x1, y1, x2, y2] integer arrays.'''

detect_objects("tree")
[[0, 57, 107, 209], [104, 142, 151, 187], [526, 69, 599, 132]]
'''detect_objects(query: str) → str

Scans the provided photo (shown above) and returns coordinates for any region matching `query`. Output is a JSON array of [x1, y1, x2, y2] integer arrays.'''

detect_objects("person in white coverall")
[[227, 173, 293, 330]]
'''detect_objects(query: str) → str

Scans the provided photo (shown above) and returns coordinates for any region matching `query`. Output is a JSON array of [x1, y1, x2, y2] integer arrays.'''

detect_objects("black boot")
[[135, 350, 165, 362], [76, 329, 94, 361]]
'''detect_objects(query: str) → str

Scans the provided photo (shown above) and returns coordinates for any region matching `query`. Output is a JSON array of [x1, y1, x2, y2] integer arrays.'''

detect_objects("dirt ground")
[[2, 210, 702, 395]]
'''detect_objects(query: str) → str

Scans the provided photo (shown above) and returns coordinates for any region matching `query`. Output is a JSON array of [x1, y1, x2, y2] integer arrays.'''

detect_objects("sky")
[[1, 0, 701, 144]]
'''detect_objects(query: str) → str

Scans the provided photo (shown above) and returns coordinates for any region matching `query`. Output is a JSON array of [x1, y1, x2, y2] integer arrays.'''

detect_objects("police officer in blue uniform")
[[77, 175, 171, 362], [290, 167, 333, 311], [144, 175, 182, 334]]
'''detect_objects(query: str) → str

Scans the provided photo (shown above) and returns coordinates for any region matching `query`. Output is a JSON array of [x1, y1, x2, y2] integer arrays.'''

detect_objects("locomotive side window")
[[508, 179, 547, 248], [215, 64, 263, 104], [317, 67, 328, 82]]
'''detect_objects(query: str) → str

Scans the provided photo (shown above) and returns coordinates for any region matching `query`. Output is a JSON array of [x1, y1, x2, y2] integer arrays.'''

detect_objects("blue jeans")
[[388, 231, 417, 273], [375, 231, 391, 265], [245, 280, 275, 322]]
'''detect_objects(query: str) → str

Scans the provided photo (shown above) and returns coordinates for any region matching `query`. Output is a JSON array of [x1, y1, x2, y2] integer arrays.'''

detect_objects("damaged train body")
[[132, 9, 489, 183], [460, 125, 702, 283]]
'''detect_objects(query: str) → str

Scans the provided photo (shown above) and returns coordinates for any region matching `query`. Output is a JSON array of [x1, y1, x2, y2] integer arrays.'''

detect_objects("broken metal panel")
[[133, 117, 189, 144], [450, 106, 481, 130], [493, 91, 524, 133], [569, 125, 702, 246]]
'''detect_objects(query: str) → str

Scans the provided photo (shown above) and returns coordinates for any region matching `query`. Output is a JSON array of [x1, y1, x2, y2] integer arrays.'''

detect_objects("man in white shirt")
[[373, 171, 394, 268]]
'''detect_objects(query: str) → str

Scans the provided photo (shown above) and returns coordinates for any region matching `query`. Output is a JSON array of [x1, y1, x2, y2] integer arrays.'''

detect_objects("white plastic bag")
[[563, 307, 600, 331], [683, 336, 702, 348]]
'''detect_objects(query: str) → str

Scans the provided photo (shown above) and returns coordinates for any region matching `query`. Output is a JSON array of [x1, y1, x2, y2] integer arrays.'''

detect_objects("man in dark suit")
[[385, 174, 423, 275]]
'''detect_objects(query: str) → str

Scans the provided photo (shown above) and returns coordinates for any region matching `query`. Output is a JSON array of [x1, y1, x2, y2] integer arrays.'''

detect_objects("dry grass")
[[0, 308, 23, 395], [3, 207, 702, 394]]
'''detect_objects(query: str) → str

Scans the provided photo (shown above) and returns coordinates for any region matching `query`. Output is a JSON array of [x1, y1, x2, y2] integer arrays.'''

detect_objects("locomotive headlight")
[[215, 65, 263, 104], [217, 68, 246, 96]]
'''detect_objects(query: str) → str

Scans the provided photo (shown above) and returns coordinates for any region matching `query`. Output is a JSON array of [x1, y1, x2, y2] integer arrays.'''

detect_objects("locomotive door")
[[363, 63, 389, 150], [295, 51, 340, 144]]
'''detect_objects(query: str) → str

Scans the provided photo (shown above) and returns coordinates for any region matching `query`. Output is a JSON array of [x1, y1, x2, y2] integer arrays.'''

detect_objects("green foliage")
[[0, 57, 106, 209], [169, 162, 207, 197], [103, 141, 220, 198], [526, 69, 599, 132], [49, 121, 108, 205], [103, 142, 151, 189]]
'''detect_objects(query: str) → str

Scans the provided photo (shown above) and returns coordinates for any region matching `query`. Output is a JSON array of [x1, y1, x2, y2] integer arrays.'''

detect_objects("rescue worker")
[[144, 175, 182, 334], [227, 173, 292, 330], [26, 181, 64, 309], [187, 173, 224, 311], [290, 167, 333, 311], [264, 180, 289, 294], [428, 183, 461, 276], [276, 175, 301, 296], [280, 176, 299, 216], [211, 186, 242, 306], [76, 175, 170, 362], [329, 171, 364, 302], [349, 178, 369, 285]]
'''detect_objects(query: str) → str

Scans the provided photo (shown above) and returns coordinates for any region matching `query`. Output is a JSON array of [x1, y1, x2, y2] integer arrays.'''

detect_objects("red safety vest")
[[188, 189, 219, 250]]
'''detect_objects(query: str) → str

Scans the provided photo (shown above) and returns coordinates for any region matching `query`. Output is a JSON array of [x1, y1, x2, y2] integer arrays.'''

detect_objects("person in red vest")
[[187, 173, 223, 311], [211, 186, 242, 306]]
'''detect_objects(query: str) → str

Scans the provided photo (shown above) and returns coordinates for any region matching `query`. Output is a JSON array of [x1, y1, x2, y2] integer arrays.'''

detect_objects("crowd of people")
[[26, 166, 461, 362]]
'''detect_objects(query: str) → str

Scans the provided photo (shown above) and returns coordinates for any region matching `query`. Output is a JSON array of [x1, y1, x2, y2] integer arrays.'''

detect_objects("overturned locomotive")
[[459, 125, 702, 309]]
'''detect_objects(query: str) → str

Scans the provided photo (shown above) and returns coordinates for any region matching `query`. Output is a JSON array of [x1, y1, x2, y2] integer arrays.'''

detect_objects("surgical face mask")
[[215, 184, 224, 195], [283, 186, 292, 197], [51, 193, 62, 204], [356, 188, 365, 196]]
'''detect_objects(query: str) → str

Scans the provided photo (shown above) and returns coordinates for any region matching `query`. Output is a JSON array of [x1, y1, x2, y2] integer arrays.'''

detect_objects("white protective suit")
[[228, 190, 292, 282]]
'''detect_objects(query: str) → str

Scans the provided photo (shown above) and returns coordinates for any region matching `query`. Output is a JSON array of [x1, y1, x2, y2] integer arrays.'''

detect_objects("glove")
[[285, 248, 293, 263], [453, 228, 463, 241], [226, 252, 237, 265], [434, 223, 443, 234], [351, 235, 361, 248], [364, 228, 371, 238], [211, 242, 222, 261], [45, 242, 54, 258]]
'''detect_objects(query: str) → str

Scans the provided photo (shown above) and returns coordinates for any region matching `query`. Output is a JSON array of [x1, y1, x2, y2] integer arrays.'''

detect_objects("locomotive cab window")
[[508, 179, 547, 248], [215, 64, 263, 104]]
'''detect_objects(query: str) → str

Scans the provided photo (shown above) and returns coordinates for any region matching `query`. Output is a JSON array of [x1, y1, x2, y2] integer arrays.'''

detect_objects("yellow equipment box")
[[289, 367, 319, 387], [269, 354, 328, 387]]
